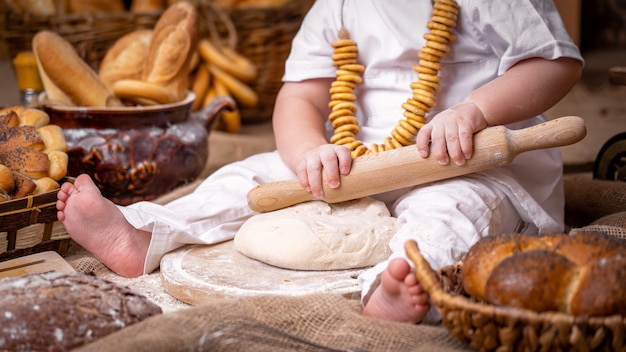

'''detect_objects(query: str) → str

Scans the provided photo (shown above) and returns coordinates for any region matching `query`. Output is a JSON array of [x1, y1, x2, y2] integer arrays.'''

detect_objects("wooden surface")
[[248, 116, 587, 212], [160, 240, 365, 306], [0, 251, 75, 279]]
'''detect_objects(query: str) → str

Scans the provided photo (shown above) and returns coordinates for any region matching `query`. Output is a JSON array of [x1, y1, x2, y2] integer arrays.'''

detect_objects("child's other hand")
[[416, 102, 487, 166], [295, 144, 352, 198]]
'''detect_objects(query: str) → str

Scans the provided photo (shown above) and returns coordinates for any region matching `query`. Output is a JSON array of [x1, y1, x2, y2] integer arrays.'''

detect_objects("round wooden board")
[[160, 240, 366, 306]]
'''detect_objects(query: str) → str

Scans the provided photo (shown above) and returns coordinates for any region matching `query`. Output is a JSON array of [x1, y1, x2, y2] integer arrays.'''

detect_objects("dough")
[[234, 197, 398, 270]]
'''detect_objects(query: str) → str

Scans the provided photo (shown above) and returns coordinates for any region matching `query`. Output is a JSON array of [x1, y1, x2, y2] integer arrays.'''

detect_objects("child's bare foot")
[[362, 258, 430, 323], [56, 174, 150, 277]]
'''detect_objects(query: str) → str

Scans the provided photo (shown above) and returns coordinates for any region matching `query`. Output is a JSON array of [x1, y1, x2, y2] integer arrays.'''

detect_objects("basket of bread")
[[0, 105, 71, 261], [2, 0, 310, 124], [407, 232, 626, 352]]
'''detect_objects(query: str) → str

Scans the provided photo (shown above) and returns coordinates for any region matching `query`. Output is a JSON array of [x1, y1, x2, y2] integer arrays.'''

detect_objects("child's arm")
[[272, 78, 352, 198], [417, 57, 583, 166]]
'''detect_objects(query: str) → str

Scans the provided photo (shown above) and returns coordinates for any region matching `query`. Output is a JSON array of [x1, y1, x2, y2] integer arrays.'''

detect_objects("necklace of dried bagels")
[[328, 0, 459, 158]]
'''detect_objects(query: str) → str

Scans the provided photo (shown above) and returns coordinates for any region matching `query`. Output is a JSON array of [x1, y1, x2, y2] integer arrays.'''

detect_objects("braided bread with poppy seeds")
[[461, 232, 626, 316]]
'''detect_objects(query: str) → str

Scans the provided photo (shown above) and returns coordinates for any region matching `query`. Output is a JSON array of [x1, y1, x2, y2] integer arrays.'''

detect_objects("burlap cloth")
[[564, 174, 626, 237], [75, 293, 472, 352]]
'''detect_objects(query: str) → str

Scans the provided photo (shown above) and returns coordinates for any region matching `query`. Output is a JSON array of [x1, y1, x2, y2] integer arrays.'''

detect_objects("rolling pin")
[[248, 116, 586, 212]]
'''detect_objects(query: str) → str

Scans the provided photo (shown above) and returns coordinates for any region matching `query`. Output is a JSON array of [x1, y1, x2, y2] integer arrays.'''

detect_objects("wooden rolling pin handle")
[[248, 116, 586, 213], [507, 115, 587, 154]]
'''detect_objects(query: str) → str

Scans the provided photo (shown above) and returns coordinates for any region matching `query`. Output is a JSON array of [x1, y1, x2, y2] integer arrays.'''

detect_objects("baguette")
[[32, 30, 123, 107]]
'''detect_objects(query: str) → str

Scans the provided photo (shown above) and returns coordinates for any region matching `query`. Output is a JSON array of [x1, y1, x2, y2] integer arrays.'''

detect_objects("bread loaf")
[[0, 271, 162, 351], [112, 1, 198, 104], [461, 232, 626, 316], [99, 29, 154, 87], [32, 30, 123, 107]]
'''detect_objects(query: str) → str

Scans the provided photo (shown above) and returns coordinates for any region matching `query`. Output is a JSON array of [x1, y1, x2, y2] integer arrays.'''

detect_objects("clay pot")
[[43, 93, 235, 205]]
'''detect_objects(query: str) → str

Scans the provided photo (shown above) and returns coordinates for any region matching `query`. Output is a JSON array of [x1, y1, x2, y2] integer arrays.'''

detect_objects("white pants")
[[359, 176, 535, 319], [119, 150, 553, 304]]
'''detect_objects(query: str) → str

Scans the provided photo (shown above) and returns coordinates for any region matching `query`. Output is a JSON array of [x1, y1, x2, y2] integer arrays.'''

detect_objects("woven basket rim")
[[0, 177, 74, 216], [432, 262, 626, 326], [405, 239, 626, 351]]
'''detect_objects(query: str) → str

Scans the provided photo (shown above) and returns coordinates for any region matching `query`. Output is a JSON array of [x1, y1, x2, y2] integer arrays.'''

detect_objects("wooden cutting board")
[[160, 240, 365, 306], [0, 251, 75, 279]]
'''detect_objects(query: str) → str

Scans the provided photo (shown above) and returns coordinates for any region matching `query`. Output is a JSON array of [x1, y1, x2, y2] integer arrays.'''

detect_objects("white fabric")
[[116, 0, 583, 306], [284, 0, 581, 303]]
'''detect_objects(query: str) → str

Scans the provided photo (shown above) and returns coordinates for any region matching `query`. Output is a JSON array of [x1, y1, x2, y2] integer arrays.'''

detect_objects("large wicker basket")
[[406, 240, 626, 351], [0, 187, 71, 262], [1, 1, 307, 123]]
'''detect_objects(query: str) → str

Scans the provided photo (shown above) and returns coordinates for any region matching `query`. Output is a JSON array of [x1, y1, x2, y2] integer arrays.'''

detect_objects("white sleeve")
[[459, 0, 583, 74], [281, 0, 342, 82]]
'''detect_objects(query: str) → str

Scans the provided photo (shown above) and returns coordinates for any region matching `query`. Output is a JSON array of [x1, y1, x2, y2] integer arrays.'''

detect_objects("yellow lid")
[[12, 51, 44, 91]]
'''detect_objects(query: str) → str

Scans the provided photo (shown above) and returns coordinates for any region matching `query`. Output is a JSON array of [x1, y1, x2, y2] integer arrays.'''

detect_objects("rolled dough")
[[234, 197, 398, 270]]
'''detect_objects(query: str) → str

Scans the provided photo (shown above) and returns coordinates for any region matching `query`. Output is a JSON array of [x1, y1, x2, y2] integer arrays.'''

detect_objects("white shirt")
[[282, 0, 583, 231]]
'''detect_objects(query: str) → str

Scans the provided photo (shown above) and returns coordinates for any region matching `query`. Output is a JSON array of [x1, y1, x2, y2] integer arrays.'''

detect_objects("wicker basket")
[[2, 1, 307, 123], [405, 240, 626, 352], [2, 11, 161, 70], [196, 1, 306, 123], [0, 187, 71, 262]]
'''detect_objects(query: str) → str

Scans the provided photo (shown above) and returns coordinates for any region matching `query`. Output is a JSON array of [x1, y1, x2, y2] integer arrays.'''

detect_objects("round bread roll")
[[462, 232, 626, 316], [37, 125, 68, 152], [33, 176, 60, 194], [0, 107, 20, 127], [17, 107, 50, 128], [47, 150, 69, 181]]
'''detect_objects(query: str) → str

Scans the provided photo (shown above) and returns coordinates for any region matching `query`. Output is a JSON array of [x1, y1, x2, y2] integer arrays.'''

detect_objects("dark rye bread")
[[0, 271, 162, 351]]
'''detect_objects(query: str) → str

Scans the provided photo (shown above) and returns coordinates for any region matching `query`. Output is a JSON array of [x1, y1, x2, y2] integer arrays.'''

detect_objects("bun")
[[112, 1, 198, 104], [37, 125, 68, 152], [16, 106, 50, 128], [0, 147, 50, 179], [0, 107, 69, 199], [0, 271, 162, 351], [99, 29, 154, 87], [32, 30, 123, 107], [47, 150, 69, 181], [462, 232, 626, 316], [33, 176, 60, 194], [10, 171, 37, 199], [0, 108, 20, 127]]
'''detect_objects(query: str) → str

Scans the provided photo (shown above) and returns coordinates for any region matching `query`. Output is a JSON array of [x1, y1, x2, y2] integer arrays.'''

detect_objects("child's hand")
[[295, 144, 352, 198], [416, 102, 488, 165]]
